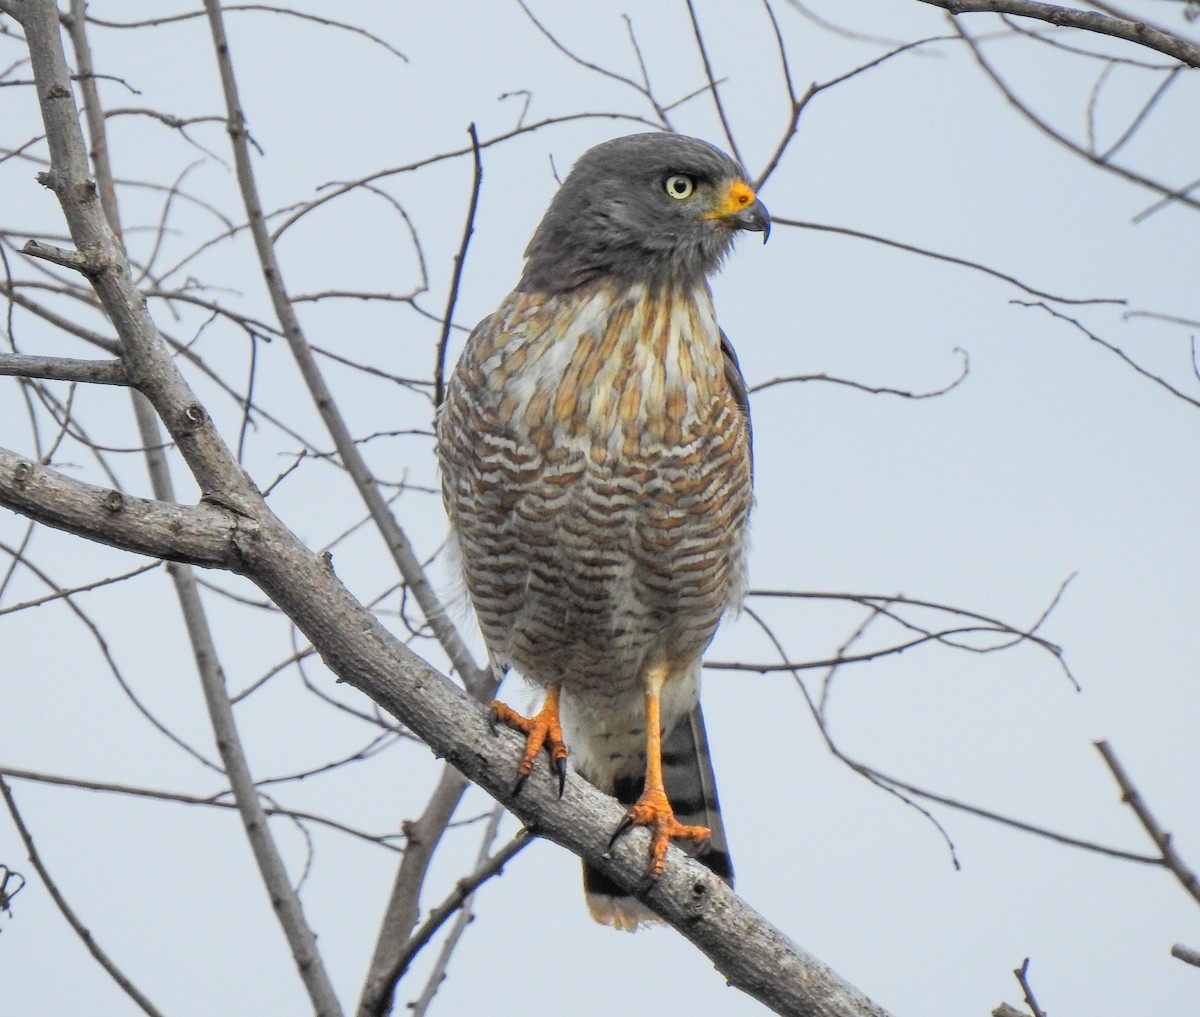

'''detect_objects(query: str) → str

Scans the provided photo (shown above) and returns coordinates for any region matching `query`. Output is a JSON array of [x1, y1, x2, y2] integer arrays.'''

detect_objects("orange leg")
[[490, 684, 568, 795], [609, 677, 710, 880]]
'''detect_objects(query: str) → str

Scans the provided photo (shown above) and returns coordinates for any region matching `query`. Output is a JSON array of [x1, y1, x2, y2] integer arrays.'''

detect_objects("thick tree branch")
[[3, 11, 345, 1009], [60, 9, 344, 1008], [0, 446, 894, 1016], [0, 448, 235, 566], [3, 0, 260, 515], [0, 352, 126, 384], [0, 6, 898, 1013], [229, 515, 897, 1017]]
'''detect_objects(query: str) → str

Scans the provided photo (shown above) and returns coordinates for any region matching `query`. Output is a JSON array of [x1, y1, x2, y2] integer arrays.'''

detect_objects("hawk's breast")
[[438, 280, 752, 694]]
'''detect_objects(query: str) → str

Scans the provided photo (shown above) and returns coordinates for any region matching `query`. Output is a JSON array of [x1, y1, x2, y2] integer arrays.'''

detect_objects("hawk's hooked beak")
[[701, 179, 771, 243]]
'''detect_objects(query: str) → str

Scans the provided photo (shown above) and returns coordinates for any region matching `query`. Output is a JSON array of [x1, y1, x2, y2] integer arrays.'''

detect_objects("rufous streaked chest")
[[438, 278, 752, 689]]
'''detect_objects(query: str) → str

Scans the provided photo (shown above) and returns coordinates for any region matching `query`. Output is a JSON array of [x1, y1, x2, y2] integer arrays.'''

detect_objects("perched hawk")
[[437, 132, 768, 929]]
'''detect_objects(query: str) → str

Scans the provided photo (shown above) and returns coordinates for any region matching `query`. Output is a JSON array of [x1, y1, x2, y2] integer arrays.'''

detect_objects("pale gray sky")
[[2, 3, 1198, 1016]]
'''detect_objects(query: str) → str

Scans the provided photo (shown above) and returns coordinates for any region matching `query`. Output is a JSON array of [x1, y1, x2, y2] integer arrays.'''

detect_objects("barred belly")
[[438, 279, 752, 700]]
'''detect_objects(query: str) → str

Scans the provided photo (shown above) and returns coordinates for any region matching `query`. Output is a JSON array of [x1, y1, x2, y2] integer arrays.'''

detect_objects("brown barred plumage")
[[436, 133, 768, 929]]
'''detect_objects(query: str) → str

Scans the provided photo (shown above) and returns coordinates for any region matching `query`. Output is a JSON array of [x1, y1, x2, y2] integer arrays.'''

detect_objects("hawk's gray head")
[[519, 133, 770, 294]]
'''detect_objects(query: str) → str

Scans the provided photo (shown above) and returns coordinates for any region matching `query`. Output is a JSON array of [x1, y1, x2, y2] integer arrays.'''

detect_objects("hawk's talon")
[[607, 813, 635, 852], [610, 769, 711, 880], [489, 687, 568, 795], [554, 756, 568, 798]]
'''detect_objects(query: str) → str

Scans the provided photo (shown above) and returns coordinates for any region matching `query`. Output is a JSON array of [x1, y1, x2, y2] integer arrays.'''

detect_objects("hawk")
[[436, 132, 768, 929]]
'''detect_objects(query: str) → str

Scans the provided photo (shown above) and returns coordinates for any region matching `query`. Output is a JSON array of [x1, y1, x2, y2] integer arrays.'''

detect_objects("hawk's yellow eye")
[[664, 174, 695, 200]]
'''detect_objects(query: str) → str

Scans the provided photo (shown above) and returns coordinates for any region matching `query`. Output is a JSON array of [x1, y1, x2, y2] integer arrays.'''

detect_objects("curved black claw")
[[606, 812, 635, 852], [512, 770, 529, 797], [554, 756, 567, 798]]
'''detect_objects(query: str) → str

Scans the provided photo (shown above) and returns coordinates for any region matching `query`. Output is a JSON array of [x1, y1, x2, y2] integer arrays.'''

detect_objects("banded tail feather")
[[582, 704, 732, 931]]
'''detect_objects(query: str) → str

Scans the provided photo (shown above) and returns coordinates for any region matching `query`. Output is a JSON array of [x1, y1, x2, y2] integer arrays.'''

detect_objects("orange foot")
[[608, 784, 711, 881], [490, 684, 568, 796]]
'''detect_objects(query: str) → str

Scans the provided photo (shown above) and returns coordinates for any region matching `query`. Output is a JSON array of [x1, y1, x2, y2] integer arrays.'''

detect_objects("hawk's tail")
[[583, 704, 732, 931]]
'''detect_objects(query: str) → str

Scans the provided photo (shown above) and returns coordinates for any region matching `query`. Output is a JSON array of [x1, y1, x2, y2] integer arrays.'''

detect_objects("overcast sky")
[[2, 3, 1199, 1016]]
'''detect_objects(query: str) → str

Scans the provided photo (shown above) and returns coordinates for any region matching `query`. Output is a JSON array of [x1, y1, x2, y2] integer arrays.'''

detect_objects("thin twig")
[[1171, 943, 1200, 968], [396, 826, 533, 1014], [744, 588, 1149, 865], [919, 0, 1200, 66], [1017, 301, 1200, 409], [949, 16, 1200, 213], [1098, 65, 1182, 161], [756, 34, 960, 190], [408, 806, 514, 1016], [270, 112, 660, 243], [1013, 958, 1047, 1017], [84, 4, 409, 62], [0, 537, 221, 770], [0, 765, 400, 850], [774, 218, 1125, 305], [1096, 740, 1200, 906], [0, 560, 160, 615], [684, 0, 742, 166], [0, 776, 167, 1017], [744, 584, 1076, 687], [751, 348, 969, 399], [514, 0, 672, 126], [434, 124, 482, 409], [202, 0, 486, 692]]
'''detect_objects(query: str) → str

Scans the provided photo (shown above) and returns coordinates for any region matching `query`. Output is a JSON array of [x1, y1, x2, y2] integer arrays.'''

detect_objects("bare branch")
[[201, 0, 486, 691], [6, 3, 259, 512], [756, 34, 961, 190], [4, 444, 897, 1017], [0, 351, 125, 384], [918, 0, 1200, 65], [269, 112, 661, 243], [434, 124, 483, 409], [21, 237, 100, 273], [0, 775, 168, 1017], [949, 16, 1200, 212], [0, 560, 159, 615], [1172, 943, 1200, 968], [1013, 958, 1047, 1017], [1097, 65, 1182, 161], [514, 0, 673, 126], [774, 218, 1126, 305], [751, 348, 969, 399], [0, 766, 400, 850], [1018, 301, 1200, 409], [82, 4, 409, 63], [358, 765, 470, 1017], [684, 0, 742, 165], [405, 819, 531, 1017], [0, 448, 235, 565], [1096, 740, 1200, 907]]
